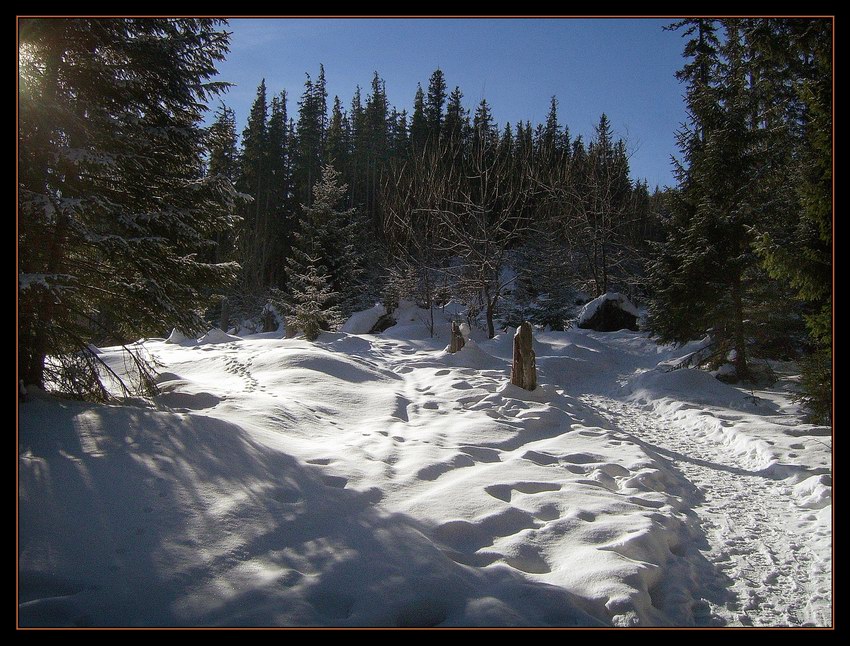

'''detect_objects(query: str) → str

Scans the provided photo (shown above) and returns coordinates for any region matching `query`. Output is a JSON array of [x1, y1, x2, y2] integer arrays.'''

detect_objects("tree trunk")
[[731, 274, 749, 381], [19, 313, 47, 389], [219, 296, 230, 333], [484, 282, 496, 339], [511, 321, 537, 391]]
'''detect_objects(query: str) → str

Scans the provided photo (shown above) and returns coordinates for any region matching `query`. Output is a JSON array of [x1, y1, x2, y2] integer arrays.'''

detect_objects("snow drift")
[[18, 304, 832, 627]]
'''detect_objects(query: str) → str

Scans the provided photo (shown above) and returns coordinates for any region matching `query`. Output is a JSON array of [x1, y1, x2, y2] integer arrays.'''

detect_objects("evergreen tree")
[[325, 95, 352, 174], [266, 90, 293, 288], [409, 83, 428, 153], [287, 165, 364, 323], [207, 103, 240, 183], [388, 108, 409, 159], [18, 18, 239, 398], [236, 80, 271, 293], [204, 102, 241, 328], [349, 85, 367, 207], [650, 19, 769, 381], [472, 98, 497, 156], [294, 67, 328, 206], [425, 68, 447, 143], [363, 72, 389, 231], [281, 254, 343, 342], [444, 86, 467, 146], [752, 19, 832, 421], [541, 95, 562, 161]]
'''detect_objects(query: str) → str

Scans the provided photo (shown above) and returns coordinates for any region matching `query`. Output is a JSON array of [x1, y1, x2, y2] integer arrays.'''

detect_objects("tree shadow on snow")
[[18, 397, 608, 628]]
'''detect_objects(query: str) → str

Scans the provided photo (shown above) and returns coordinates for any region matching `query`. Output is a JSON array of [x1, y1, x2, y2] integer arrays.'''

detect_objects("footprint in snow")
[[521, 450, 559, 466]]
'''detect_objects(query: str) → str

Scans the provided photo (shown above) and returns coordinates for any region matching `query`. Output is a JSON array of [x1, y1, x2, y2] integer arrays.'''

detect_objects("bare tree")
[[382, 147, 450, 336], [437, 138, 531, 337]]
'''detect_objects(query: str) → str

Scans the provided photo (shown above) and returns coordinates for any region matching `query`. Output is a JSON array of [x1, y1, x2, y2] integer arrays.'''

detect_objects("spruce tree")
[[286, 165, 364, 329], [282, 253, 343, 342], [363, 72, 389, 230], [444, 87, 467, 146], [294, 67, 328, 206], [425, 68, 447, 144], [752, 19, 832, 421], [18, 18, 239, 398], [409, 84, 428, 153], [650, 19, 772, 381], [325, 95, 352, 175], [207, 103, 240, 184], [267, 90, 293, 288], [236, 80, 271, 293]]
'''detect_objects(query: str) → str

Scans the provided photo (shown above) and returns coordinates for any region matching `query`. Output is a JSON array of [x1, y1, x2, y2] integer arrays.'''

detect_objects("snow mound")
[[440, 339, 505, 370], [793, 474, 832, 510], [18, 395, 605, 627], [341, 303, 387, 334], [19, 323, 832, 627], [197, 328, 242, 345], [165, 328, 196, 345]]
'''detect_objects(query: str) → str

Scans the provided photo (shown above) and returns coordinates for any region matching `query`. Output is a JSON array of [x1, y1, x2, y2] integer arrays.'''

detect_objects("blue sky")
[[211, 18, 689, 190]]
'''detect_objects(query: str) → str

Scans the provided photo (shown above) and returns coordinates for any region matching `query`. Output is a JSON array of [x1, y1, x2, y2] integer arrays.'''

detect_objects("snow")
[[340, 303, 386, 334], [577, 292, 639, 325], [165, 328, 195, 345], [18, 306, 832, 627], [197, 328, 243, 345]]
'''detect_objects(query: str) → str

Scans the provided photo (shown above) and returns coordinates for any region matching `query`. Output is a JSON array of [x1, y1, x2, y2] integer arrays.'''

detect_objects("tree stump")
[[511, 321, 537, 391], [449, 321, 466, 353]]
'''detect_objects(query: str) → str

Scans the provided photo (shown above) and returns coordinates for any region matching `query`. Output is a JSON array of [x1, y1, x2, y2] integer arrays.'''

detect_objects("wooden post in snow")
[[449, 321, 466, 353], [511, 321, 537, 391]]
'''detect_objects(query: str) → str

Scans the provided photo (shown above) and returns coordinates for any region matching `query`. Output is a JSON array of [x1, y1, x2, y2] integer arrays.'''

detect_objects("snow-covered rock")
[[577, 292, 639, 332], [341, 303, 388, 334]]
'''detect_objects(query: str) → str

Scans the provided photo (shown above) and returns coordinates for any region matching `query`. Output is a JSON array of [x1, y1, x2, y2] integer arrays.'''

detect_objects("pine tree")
[[204, 102, 241, 328], [472, 99, 497, 156], [752, 19, 832, 421], [650, 19, 770, 381], [444, 87, 467, 146], [294, 67, 328, 206], [236, 80, 271, 293], [287, 165, 364, 324], [282, 253, 343, 342], [539, 96, 564, 164], [18, 18, 239, 398], [363, 72, 389, 231], [409, 83, 428, 153], [388, 108, 409, 158], [425, 68, 447, 144], [207, 103, 240, 183], [267, 90, 293, 288], [349, 85, 367, 207], [325, 95, 351, 174]]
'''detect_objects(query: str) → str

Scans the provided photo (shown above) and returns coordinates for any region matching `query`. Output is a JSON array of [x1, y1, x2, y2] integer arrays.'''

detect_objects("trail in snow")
[[582, 394, 830, 627]]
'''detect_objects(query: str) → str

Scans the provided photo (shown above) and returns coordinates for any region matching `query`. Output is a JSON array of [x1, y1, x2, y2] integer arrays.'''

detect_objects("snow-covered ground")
[[18, 303, 832, 627]]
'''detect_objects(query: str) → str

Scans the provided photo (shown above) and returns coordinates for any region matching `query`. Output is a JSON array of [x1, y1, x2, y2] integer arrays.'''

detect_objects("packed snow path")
[[581, 395, 831, 627]]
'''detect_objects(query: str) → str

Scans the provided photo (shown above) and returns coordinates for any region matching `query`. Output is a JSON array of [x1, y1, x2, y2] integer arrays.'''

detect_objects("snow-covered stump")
[[511, 321, 537, 391], [449, 321, 466, 353]]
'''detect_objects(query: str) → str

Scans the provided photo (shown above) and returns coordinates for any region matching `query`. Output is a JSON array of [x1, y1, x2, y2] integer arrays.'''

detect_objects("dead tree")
[[511, 321, 537, 391], [449, 320, 466, 353]]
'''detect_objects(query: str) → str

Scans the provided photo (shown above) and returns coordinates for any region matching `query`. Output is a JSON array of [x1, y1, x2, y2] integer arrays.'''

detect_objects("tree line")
[[208, 65, 661, 340], [18, 18, 831, 424]]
